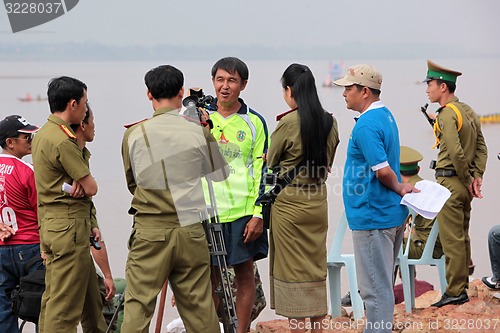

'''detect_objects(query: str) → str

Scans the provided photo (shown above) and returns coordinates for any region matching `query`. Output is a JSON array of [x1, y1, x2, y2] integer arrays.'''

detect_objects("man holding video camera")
[[208, 57, 269, 333], [121, 65, 229, 333]]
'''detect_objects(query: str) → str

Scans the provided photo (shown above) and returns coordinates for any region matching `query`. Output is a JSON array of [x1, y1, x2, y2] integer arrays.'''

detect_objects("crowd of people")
[[0, 57, 492, 333]]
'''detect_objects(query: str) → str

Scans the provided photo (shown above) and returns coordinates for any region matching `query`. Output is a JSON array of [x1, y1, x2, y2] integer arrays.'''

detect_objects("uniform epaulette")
[[124, 118, 148, 129], [276, 107, 298, 121], [59, 124, 76, 139]]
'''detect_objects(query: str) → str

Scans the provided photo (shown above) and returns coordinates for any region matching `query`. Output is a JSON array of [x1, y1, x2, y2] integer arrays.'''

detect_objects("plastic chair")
[[327, 211, 364, 320], [396, 209, 447, 313]]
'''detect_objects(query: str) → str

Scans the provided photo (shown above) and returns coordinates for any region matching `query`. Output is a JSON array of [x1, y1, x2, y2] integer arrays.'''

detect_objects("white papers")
[[400, 180, 451, 219]]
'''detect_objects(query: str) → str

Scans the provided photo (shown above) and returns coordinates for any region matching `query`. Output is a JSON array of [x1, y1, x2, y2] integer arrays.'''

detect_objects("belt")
[[435, 169, 458, 177]]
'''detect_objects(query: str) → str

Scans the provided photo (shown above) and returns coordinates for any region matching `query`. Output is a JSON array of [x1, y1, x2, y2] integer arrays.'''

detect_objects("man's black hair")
[[0, 133, 20, 149], [211, 57, 249, 82], [144, 65, 184, 100], [47, 76, 87, 113], [70, 103, 91, 132], [354, 84, 381, 97], [435, 79, 456, 93]]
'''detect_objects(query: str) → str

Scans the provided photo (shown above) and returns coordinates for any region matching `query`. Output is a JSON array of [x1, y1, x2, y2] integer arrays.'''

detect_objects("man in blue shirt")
[[335, 64, 416, 333]]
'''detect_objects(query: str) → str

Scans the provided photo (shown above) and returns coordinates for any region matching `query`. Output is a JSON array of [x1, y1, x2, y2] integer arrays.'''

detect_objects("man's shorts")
[[219, 215, 268, 266]]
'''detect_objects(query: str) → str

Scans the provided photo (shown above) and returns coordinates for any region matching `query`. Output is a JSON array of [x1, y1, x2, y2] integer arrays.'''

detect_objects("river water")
[[1, 58, 499, 331]]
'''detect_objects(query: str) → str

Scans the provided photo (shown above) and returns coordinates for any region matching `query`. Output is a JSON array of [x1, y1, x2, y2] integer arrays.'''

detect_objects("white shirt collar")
[[354, 101, 385, 121], [360, 101, 385, 117]]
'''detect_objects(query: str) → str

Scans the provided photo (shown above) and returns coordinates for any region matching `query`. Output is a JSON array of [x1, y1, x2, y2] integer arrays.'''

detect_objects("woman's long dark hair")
[[281, 63, 333, 179]]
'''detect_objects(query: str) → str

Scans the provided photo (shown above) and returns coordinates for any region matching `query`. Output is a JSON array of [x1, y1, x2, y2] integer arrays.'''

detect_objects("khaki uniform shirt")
[[435, 97, 487, 186], [267, 110, 340, 184], [32, 114, 93, 219], [122, 107, 228, 228]]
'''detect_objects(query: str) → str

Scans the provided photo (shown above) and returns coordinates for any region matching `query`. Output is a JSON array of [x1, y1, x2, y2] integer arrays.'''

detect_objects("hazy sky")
[[1, 0, 499, 55]]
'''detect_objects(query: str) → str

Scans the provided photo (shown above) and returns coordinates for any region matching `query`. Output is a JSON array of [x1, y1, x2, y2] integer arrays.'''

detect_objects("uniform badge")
[[236, 130, 246, 142], [59, 124, 76, 139], [439, 119, 444, 131]]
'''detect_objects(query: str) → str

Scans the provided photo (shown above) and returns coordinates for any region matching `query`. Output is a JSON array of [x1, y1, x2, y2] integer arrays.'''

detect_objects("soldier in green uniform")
[[400, 146, 444, 259], [424, 60, 488, 307], [121, 65, 229, 333], [32, 76, 107, 332]]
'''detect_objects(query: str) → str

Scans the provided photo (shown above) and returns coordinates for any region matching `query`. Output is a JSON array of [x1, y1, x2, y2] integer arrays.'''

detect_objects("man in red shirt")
[[0, 115, 40, 333]]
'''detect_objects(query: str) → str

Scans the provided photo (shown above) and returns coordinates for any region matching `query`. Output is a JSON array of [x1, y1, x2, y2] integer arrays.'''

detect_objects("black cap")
[[0, 115, 39, 142]]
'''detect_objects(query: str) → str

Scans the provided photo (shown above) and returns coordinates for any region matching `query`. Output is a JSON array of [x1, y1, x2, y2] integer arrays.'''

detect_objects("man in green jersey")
[[208, 57, 269, 333]]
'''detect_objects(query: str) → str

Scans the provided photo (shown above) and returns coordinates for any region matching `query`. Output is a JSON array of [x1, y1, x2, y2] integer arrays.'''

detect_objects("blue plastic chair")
[[327, 211, 364, 320], [396, 209, 447, 313]]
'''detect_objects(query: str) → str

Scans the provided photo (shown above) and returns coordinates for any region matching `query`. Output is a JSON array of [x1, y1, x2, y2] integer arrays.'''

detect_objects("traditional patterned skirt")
[[269, 183, 328, 318]]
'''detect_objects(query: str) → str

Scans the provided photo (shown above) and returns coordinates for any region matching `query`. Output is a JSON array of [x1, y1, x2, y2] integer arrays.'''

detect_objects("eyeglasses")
[[12, 133, 34, 143]]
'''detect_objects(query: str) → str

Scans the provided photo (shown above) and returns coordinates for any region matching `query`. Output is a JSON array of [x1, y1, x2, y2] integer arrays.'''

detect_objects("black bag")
[[261, 201, 272, 229], [260, 160, 306, 228], [11, 253, 45, 324]]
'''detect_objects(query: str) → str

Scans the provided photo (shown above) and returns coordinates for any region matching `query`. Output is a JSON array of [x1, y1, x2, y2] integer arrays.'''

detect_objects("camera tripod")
[[203, 179, 238, 333]]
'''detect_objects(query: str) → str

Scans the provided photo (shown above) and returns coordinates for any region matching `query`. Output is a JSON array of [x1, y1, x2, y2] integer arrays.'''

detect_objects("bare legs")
[[233, 260, 255, 333]]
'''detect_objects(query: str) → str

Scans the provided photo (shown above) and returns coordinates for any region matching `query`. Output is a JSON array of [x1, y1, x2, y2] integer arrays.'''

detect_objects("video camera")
[[260, 168, 281, 205], [182, 88, 217, 128]]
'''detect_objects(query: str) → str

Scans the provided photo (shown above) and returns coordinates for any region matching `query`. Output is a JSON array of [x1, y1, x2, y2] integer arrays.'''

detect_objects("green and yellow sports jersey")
[[206, 99, 269, 223]]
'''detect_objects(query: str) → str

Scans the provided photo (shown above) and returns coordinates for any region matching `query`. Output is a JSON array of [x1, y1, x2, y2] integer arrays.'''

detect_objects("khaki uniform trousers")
[[437, 176, 472, 296], [81, 275, 108, 332], [405, 226, 444, 260], [38, 213, 107, 333], [121, 222, 219, 333]]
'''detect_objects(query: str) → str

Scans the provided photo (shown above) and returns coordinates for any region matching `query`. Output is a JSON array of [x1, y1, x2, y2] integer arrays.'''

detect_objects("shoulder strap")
[[432, 103, 463, 149], [271, 159, 307, 196], [445, 103, 463, 131]]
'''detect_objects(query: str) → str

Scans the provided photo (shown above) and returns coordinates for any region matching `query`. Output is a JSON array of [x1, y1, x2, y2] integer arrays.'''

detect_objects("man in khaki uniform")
[[32, 76, 107, 332], [400, 146, 444, 259], [121, 65, 229, 333], [70, 106, 116, 331], [424, 60, 488, 307]]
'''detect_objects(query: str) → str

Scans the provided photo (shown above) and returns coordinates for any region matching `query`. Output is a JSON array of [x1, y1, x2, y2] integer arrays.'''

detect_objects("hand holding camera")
[[182, 88, 217, 129]]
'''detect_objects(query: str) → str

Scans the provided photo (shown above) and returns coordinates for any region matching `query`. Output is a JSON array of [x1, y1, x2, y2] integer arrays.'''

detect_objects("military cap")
[[400, 146, 423, 172], [424, 60, 462, 83]]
